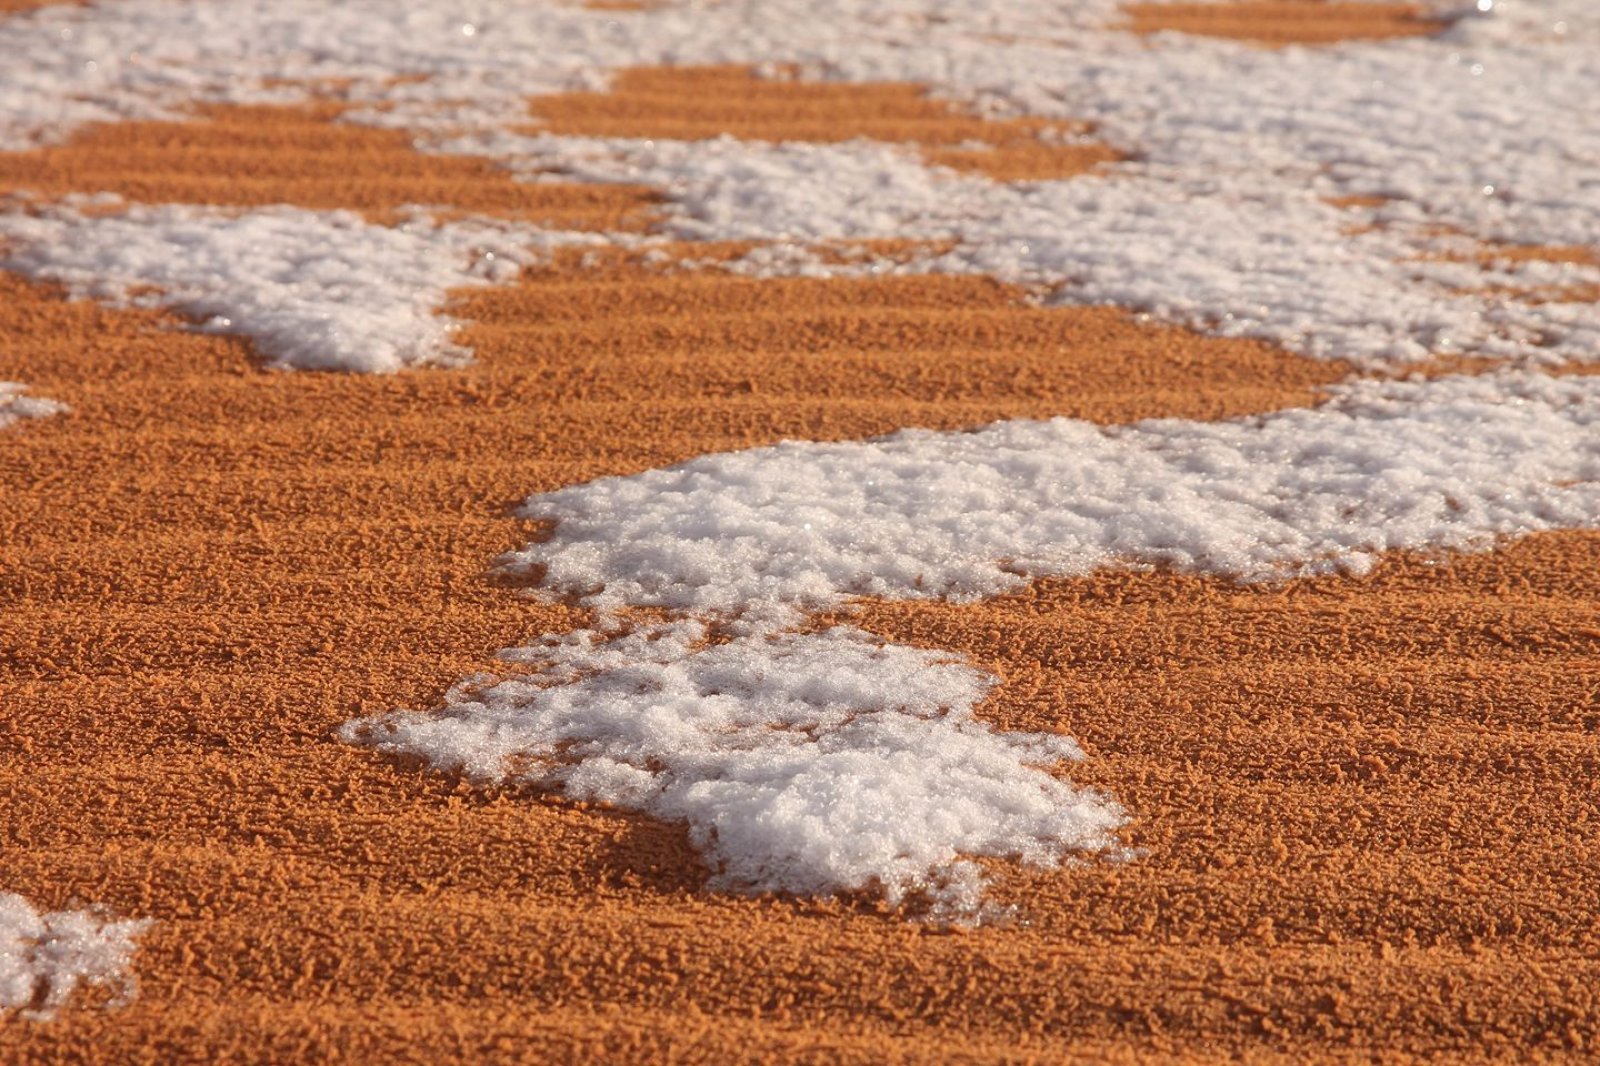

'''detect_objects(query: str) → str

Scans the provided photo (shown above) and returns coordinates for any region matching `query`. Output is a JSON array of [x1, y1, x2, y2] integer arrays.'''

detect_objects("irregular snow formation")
[[0, 0, 1128, 147], [0, 893, 150, 1020], [352, 369, 1600, 912], [461, 133, 1600, 364], [0, 382, 64, 431], [345, 622, 1125, 914], [0, 201, 550, 372], [506, 371, 1600, 623], [0, 0, 1596, 367]]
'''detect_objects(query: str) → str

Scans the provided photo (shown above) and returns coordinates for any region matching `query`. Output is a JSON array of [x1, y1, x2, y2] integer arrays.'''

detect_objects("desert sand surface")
[[2, 1, 1598, 1063], [1124, 2, 1445, 43]]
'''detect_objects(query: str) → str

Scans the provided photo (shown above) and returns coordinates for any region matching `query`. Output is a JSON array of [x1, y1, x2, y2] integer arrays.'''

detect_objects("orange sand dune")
[[4, 7, 1598, 1062]]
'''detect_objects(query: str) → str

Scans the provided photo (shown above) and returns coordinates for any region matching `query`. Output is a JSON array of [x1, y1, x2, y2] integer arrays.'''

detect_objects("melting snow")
[[0, 893, 150, 1020], [0, 382, 64, 431]]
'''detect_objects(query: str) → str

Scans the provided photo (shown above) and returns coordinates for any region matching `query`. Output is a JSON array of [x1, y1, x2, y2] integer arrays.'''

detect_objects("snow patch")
[[0, 893, 150, 1020], [0, 202, 558, 372], [344, 622, 1124, 915], [505, 371, 1600, 623], [0, 382, 65, 431]]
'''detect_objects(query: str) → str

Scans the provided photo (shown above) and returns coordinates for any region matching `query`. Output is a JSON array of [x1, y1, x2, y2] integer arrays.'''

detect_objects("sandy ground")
[[2, 2, 1598, 1063], [1123, 2, 1443, 43]]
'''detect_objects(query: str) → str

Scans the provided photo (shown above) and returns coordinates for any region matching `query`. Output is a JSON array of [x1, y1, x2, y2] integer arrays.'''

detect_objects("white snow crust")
[[0, 382, 64, 430], [505, 371, 1600, 622], [345, 622, 1125, 914], [0, 893, 150, 1020]]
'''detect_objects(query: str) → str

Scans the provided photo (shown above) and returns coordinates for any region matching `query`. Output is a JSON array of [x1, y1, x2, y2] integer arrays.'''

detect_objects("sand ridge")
[[0, 102, 661, 230], [526, 65, 1125, 183], [1125, 1, 1448, 44]]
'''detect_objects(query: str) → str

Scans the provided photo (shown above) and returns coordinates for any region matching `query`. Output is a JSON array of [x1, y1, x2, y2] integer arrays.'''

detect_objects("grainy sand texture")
[[2, 0, 1598, 1062]]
